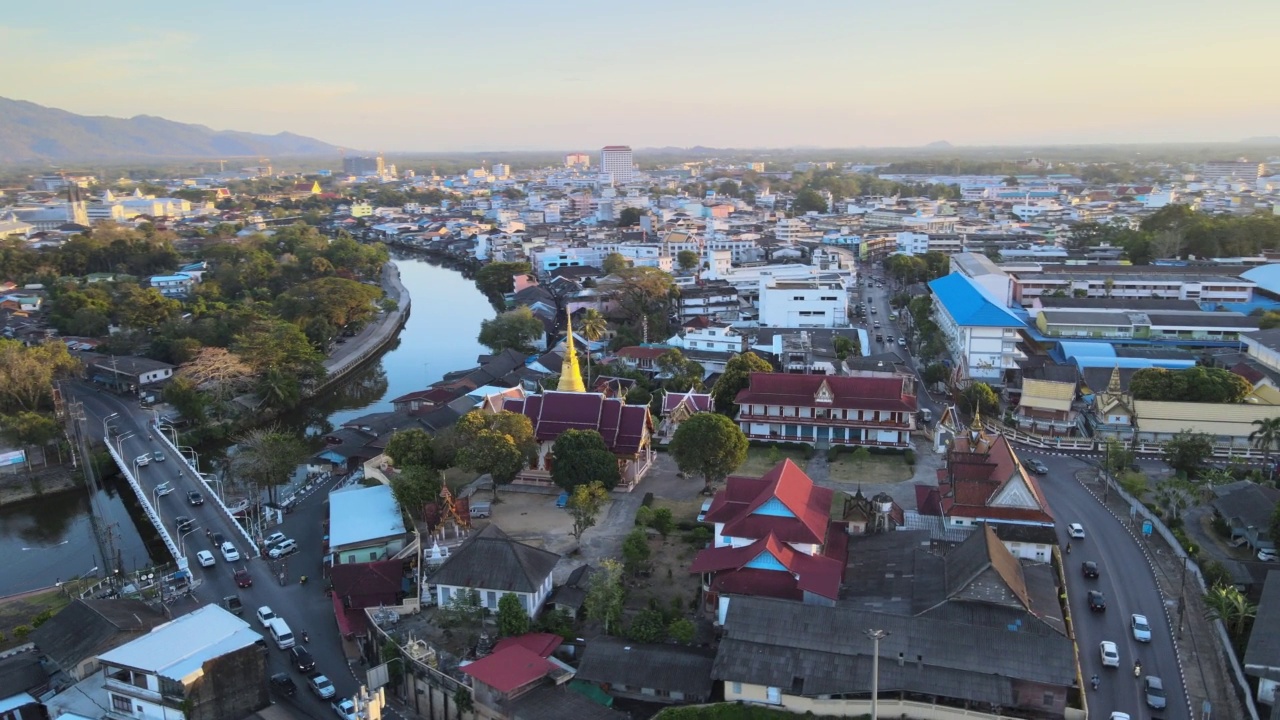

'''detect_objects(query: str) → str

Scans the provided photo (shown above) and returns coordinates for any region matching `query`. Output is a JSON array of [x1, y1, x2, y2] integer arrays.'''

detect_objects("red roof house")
[[691, 459, 846, 624], [503, 391, 655, 490], [733, 372, 917, 449]]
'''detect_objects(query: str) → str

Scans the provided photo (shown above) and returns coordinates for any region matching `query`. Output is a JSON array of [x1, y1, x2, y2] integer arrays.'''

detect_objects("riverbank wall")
[[308, 260, 412, 397], [0, 467, 81, 507]]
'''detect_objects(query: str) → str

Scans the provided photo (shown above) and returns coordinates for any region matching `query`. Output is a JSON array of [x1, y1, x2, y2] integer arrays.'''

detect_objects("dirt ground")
[[825, 453, 913, 484], [622, 529, 703, 617], [0, 585, 83, 650], [473, 489, 581, 555]]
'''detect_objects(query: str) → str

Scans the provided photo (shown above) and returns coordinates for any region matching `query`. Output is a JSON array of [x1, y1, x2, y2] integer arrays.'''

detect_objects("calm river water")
[[0, 254, 493, 596]]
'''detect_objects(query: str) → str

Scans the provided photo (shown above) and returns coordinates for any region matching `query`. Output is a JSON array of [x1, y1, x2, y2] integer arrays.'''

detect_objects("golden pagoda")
[[557, 312, 586, 393]]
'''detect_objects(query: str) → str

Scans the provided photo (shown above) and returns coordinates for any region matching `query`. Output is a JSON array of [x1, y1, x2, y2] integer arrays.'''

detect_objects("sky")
[[1, 0, 1277, 152]]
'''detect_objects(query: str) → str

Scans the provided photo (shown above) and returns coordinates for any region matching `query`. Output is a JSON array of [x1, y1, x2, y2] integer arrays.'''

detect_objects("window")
[[1042, 692, 1055, 706], [111, 695, 133, 713], [731, 682, 742, 695]]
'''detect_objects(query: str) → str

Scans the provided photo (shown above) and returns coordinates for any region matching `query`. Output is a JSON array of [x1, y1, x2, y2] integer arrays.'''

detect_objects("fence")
[[366, 608, 474, 720], [1101, 474, 1259, 720], [103, 438, 181, 563], [996, 424, 1276, 462], [152, 422, 257, 557]]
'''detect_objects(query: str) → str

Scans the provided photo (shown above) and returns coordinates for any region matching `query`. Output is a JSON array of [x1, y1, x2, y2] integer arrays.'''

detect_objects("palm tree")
[[578, 308, 608, 386], [1250, 417, 1280, 481], [1203, 585, 1257, 641]]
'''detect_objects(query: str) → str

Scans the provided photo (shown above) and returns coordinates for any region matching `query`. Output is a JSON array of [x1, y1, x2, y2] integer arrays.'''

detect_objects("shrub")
[[904, 449, 916, 466], [627, 609, 668, 643], [651, 508, 675, 537], [635, 505, 654, 527], [1202, 559, 1231, 589], [32, 609, 54, 628], [668, 617, 696, 644], [13, 625, 30, 641], [687, 526, 713, 546]]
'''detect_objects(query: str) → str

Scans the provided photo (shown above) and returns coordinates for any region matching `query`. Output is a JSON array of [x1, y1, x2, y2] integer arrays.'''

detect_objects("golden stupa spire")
[[557, 311, 586, 393]]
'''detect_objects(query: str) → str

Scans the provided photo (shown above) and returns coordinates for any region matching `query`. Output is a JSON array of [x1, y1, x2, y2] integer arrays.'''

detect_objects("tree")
[[627, 609, 668, 643], [0, 411, 60, 447], [566, 481, 610, 539], [231, 319, 325, 381], [1152, 476, 1196, 522], [922, 363, 948, 386], [1102, 438, 1135, 477], [669, 412, 748, 493], [437, 588, 486, 635], [274, 277, 381, 331], [163, 377, 207, 424], [711, 352, 774, 417], [497, 592, 530, 637], [477, 307, 544, 354], [1163, 430, 1215, 479], [621, 528, 651, 575], [668, 617, 696, 644], [1249, 417, 1280, 471], [551, 429, 621, 491], [792, 189, 827, 214], [385, 428, 438, 470], [584, 559, 625, 635], [578, 308, 608, 381], [475, 261, 532, 298], [1270, 502, 1280, 548], [833, 335, 857, 361], [1203, 585, 1257, 641], [1129, 367, 1252, 404], [617, 208, 642, 227], [390, 465, 443, 521], [603, 267, 675, 327], [230, 426, 310, 503], [175, 347, 253, 400], [650, 507, 674, 537], [458, 429, 526, 496], [959, 382, 999, 419], [0, 340, 82, 413], [676, 250, 699, 272], [656, 349, 704, 392], [602, 252, 629, 275]]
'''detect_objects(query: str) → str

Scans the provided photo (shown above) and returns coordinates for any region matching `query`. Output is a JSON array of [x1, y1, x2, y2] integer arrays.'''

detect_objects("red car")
[[234, 569, 252, 588]]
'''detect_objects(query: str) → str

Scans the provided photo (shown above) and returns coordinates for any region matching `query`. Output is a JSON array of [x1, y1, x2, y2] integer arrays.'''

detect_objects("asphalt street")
[[852, 271, 942, 417], [1025, 450, 1190, 720], [71, 384, 386, 719]]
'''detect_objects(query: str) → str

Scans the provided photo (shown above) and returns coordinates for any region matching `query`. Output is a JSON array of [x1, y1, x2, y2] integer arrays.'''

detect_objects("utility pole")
[[865, 629, 888, 719], [1177, 556, 1188, 637]]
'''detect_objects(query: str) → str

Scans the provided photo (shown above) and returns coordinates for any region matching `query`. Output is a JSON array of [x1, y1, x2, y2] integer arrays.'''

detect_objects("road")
[[70, 384, 399, 719], [852, 269, 942, 418], [1025, 450, 1190, 720]]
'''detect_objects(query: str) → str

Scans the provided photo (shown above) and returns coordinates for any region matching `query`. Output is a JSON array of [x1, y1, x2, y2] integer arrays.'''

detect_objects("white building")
[[929, 273, 1027, 385], [759, 278, 848, 328], [601, 145, 635, 185], [431, 525, 558, 617], [667, 323, 745, 354], [950, 252, 1014, 307], [1202, 161, 1262, 184], [1012, 272, 1255, 304]]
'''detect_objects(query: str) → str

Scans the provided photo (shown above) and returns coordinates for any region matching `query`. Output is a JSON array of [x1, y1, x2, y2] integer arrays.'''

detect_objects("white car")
[[332, 697, 357, 720], [1109, 714, 1131, 720], [256, 606, 277, 628], [1099, 640, 1120, 668], [1068, 523, 1086, 539], [269, 539, 298, 558], [220, 542, 240, 562], [1131, 613, 1152, 642], [264, 532, 287, 547], [195, 550, 215, 568], [697, 500, 712, 523], [155, 482, 174, 496], [135, 454, 151, 467], [1259, 548, 1278, 562]]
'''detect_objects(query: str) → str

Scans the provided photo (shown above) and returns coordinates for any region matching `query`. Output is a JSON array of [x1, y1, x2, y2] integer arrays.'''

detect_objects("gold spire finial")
[[557, 312, 586, 393], [1107, 364, 1122, 394]]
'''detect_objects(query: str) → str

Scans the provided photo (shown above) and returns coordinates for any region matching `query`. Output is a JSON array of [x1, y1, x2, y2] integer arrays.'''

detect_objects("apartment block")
[[759, 278, 848, 328]]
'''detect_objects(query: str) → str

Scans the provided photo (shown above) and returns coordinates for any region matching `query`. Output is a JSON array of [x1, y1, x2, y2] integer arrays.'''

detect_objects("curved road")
[[1029, 451, 1189, 720]]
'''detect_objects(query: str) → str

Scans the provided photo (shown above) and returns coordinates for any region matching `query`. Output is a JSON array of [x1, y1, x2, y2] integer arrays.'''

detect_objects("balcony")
[[737, 411, 911, 430], [743, 431, 910, 449]]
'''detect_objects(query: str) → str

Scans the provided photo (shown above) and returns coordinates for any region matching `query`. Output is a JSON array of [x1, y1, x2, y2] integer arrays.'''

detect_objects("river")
[[0, 254, 494, 596]]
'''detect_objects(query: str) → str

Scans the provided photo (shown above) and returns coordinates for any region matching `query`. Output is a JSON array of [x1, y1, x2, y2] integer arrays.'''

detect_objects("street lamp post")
[[865, 629, 888, 719], [103, 412, 119, 438], [178, 526, 200, 558], [115, 432, 135, 460], [151, 486, 165, 524]]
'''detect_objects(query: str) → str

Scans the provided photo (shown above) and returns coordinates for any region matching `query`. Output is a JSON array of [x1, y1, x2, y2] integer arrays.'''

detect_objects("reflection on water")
[[0, 255, 495, 596]]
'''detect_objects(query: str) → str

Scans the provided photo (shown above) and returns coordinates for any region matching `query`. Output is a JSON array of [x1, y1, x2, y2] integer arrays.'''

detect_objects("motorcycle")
[[1090, 675, 1099, 691], [299, 575, 308, 585], [1133, 661, 1142, 677], [302, 630, 310, 643]]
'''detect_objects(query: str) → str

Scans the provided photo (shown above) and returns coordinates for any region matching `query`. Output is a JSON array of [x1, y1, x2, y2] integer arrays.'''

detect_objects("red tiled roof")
[[915, 485, 943, 515], [1230, 361, 1265, 385], [734, 372, 917, 412], [493, 632, 562, 659], [616, 346, 668, 361], [704, 460, 831, 546], [504, 391, 652, 456], [331, 591, 367, 638], [461, 645, 555, 694], [691, 531, 843, 600], [710, 567, 802, 601], [329, 559, 402, 606]]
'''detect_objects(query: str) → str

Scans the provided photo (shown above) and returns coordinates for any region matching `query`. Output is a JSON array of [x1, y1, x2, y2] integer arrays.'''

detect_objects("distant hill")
[[0, 97, 340, 163], [923, 140, 952, 149]]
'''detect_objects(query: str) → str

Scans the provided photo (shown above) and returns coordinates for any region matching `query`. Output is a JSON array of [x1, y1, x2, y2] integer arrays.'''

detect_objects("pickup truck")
[[220, 596, 243, 615]]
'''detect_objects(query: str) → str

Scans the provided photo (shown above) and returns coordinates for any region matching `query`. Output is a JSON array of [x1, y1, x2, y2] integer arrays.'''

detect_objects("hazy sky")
[[2, 0, 1276, 152]]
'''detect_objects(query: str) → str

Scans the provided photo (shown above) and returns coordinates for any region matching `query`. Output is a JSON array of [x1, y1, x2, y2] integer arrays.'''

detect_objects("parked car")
[[269, 673, 297, 696], [175, 516, 193, 533], [1259, 548, 1278, 562], [220, 542, 240, 562], [1081, 561, 1099, 578], [264, 532, 287, 547], [1144, 676, 1166, 709], [196, 550, 215, 568], [153, 451, 165, 462], [234, 568, 252, 588], [1068, 523, 1085, 539], [220, 596, 243, 615], [309, 674, 336, 699], [697, 499, 712, 523], [187, 491, 204, 506], [269, 539, 298, 559], [1099, 640, 1120, 667], [1087, 590, 1106, 612], [1131, 614, 1152, 642], [290, 645, 316, 673], [1025, 458, 1048, 475], [332, 697, 357, 720], [256, 606, 277, 627]]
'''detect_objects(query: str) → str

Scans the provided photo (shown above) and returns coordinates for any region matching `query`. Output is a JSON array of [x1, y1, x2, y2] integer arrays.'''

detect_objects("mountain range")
[[0, 98, 340, 164]]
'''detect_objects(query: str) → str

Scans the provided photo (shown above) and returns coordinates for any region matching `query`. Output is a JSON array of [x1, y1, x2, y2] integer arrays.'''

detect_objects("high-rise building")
[[1202, 161, 1262, 183], [600, 145, 634, 185], [564, 153, 590, 168], [343, 155, 385, 177], [492, 163, 510, 178]]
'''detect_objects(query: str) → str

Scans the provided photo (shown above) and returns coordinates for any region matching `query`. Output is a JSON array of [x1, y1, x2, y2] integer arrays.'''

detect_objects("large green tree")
[[584, 558, 625, 635], [1162, 430, 1215, 479], [711, 352, 774, 417], [497, 592, 530, 637], [1129, 366, 1253, 404], [454, 410, 537, 498], [551, 429, 621, 491], [0, 340, 82, 413], [1248, 417, 1280, 469], [230, 426, 310, 503], [385, 428, 439, 469], [274, 277, 382, 331], [390, 465, 443, 521], [676, 250, 700, 272], [601, 252, 629, 275], [566, 481, 610, 540], [669, 412, 748, 493], [475, 261, 532, 298], [959, 382, 1000, 419], [477, 307, 544, 354]]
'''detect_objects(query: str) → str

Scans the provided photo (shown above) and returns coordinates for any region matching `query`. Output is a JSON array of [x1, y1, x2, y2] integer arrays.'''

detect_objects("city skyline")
[[1, 0, 1277, 152]]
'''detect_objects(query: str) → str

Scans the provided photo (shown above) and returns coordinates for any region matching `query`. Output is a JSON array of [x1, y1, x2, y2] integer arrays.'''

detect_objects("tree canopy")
[[477, 307, 545, 354], [551, 429, 620, 490], [0, 340, 81, 414], [669, 412, 748, 492], [474, 261, 531, 298], [959, 382, 999, 419], [1129, 366, 1252, 404], [711, 352, 774, 416]]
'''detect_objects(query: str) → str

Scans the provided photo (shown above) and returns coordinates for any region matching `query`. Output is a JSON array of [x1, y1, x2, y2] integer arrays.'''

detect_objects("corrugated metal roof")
[[928, 273, 1023, 327], [1134, 400, 1280, 436], [1019, 379, 1075, 412], [97, 605, 261, 681]]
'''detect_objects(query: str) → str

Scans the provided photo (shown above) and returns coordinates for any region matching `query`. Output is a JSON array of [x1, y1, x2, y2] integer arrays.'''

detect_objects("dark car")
[[1025, 458, 1049, 475], [269, 673, 297, 696], [1087, 590, 1106, 612], [290, 645, 316, 673], [187, 491, 204, 506], [212, 532, 225, 546], [1081, 561, 1099, 579], [220, 595, 243, 615], [234, 568, 252, 588], [1144, 675, 1166, 709], [175, 516, 193, 533]]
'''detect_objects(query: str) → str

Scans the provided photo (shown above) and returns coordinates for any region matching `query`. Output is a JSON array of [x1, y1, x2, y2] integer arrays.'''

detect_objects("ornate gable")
[[989, 473, 1042, 510], [814, 379, 834, 404]]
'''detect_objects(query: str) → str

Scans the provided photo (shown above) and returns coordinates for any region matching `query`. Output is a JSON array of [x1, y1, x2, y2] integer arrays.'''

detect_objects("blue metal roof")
[[1241, 263, 1280, 295], [928, 273, 1023, 327]]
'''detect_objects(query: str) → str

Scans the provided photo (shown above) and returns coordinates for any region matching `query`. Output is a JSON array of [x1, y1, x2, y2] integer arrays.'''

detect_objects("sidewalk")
[[322, 262, 409, 378]]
